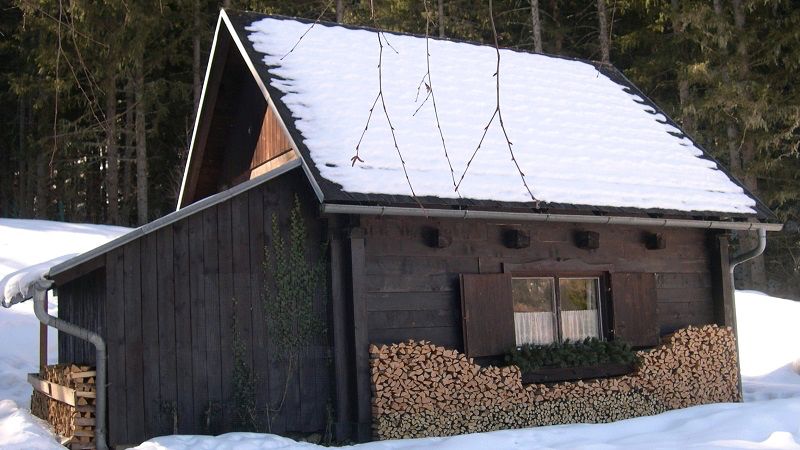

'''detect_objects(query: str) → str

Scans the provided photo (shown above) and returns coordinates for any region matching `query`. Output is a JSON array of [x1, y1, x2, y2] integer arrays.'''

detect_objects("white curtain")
[[514, 312, 555, 345], [561, 310, 599, 341]]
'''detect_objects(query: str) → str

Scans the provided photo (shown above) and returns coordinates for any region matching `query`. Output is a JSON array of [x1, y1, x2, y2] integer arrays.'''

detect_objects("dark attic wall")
[[57, 169, 330, 447]]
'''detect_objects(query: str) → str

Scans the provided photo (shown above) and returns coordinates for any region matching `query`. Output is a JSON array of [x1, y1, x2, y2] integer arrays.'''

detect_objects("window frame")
[[510, 271, 609, 345]]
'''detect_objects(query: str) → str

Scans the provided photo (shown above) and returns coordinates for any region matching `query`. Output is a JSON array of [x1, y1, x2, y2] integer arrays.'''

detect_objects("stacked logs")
[[371, 325, 739, 440], [30, 364, 97, 449]]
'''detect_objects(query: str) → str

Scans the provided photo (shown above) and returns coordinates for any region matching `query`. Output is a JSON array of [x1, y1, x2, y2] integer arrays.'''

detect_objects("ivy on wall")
[[261, 194, 328, 428]]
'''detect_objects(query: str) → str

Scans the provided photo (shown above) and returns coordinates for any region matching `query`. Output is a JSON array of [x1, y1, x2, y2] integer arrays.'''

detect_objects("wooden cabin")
[[45, 10, 781, 448]]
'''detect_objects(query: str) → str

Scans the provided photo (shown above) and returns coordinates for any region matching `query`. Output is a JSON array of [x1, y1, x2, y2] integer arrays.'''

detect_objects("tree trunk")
[[105, 75, 120, 224], [438, 0, 445, 38], [671, 0, 694, 134], [597, 0, 610, 63], [24, 154, 35, 218], [16, 96, 27, 217], [34, 151, 48, 219], [550, 0, 562, 54], [135, 61, 148, 226], [121, 78, 135, 225], [530, 0, 542, 53], [336, 0, 344, 23], [193, 0, 202, 115]]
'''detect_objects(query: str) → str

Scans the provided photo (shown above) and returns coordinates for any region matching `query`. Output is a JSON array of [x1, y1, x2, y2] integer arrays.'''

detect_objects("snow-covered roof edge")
[[221, 9, 777, 222]]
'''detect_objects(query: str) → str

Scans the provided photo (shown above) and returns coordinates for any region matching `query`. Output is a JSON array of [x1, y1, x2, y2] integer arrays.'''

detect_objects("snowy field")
[[0, 219, 798, 449]]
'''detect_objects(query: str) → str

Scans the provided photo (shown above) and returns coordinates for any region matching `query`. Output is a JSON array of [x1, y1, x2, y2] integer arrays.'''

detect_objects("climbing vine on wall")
[[262, 194, 328, 427]]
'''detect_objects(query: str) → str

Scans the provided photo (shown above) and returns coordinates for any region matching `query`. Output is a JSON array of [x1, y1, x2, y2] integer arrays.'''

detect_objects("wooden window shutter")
[[610, 272, 659, 347], [460, 273, 515, 357]]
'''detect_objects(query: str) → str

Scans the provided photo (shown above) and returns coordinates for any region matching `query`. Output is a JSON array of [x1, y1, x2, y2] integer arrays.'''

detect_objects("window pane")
[[512, 278, 555, 345], [512, 278, 554, 313], [559, 278, 600, 341]]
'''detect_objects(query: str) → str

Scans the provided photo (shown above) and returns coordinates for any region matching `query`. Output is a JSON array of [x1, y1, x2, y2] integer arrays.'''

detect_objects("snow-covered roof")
[[0, 219, 131, 307], [217, 11, 769, 218]]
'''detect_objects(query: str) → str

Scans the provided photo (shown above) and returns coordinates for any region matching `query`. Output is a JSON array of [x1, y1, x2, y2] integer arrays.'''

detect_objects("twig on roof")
[[280, 0, 335, 60], [455, 0, 538, 206], [413, 0, 459, 196], [352, 31, 424, 210]]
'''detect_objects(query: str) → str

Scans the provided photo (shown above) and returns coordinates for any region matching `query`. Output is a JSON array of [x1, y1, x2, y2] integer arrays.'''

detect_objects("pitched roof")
[[208, 10, 775, 221]]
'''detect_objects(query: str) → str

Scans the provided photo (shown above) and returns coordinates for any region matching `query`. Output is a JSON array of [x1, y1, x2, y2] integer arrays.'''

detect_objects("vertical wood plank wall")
[[57, 171, 330, 446]]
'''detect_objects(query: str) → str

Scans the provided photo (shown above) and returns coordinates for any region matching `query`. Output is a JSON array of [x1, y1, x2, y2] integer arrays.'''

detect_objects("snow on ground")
[[737, 290, 800, 402], [0, 219, 798, 449], [135, 398, 800, 449]]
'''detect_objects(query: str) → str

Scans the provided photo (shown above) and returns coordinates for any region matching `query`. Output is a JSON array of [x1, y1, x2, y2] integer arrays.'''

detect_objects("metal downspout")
[[730, 227, 768, 273], [726, 227, 768, 401], [32, 281, 108, 450]]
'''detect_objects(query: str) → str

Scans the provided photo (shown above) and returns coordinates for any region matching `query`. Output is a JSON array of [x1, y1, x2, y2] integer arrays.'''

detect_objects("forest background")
[[1, 0, 798, 296]]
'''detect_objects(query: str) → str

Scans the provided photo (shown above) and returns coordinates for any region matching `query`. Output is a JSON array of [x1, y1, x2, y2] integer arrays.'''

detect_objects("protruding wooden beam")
[[644, 232, 666, 250], [575, 230, 600, 250], [503, 228, 530, 249], [424, 227, 451, 248]]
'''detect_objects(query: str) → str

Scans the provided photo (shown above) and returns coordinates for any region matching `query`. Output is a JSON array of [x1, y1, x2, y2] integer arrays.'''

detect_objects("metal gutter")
[[48, 160, 301, 280], [320, 203, 783, 232], [32, 281, 108, 450], [730, 227, 768, 271]]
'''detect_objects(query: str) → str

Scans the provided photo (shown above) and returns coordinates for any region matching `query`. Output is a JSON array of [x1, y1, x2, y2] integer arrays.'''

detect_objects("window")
[[460, 271, 658, 358], [512, 276, 602, 346]]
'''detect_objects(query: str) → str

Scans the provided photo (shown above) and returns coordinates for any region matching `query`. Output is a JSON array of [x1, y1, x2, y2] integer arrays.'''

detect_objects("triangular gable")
[[178, 11, 322, 209]]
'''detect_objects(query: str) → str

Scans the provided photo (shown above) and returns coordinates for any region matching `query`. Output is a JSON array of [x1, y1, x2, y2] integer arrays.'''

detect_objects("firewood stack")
[[370, 324, 739, 440], [30, 364, 97, 449]]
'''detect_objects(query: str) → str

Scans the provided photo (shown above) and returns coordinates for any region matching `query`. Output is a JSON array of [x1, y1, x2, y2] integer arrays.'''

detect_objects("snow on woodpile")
[[245, 18, 756, 214]]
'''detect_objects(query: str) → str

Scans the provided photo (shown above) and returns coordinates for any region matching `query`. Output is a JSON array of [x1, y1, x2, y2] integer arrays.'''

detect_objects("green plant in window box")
[[505, 338, 639, 372]]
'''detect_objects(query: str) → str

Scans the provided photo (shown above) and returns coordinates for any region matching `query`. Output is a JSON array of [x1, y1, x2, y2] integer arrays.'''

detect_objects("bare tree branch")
[[456, 0, 537, 205], [280, 0, 335, 60], [352, 32, 423, 208], [415, 0, 458, 194]]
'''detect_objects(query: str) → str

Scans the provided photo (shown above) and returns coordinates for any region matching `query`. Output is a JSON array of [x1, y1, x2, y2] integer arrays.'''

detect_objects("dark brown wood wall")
[[57, 269, 105, 365], [57, 170, 330, 447], [359, 216, 721, 352]]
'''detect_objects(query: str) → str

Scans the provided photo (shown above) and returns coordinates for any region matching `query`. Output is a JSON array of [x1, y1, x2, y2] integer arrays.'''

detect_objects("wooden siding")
[[359, 217, 720, 350], [57, 171, 330, 447], [57, 269, 105, 366], [249, 107, 293, 172]]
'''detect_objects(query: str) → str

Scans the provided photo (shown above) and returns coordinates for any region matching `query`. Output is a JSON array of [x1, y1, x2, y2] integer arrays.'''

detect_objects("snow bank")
[[737, 290, 800, 401], [245, 18, 756, 214], [0, 400, 63, 450], [133, 398, 800, 449]]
